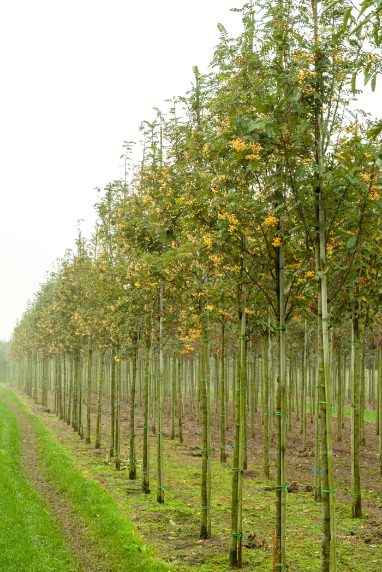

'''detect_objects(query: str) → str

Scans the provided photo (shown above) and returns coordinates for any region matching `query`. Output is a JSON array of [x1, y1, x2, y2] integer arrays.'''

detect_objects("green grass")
[[341, 406, 377, 423], [0, 397, 78, 572], [3, 385, 381, 571], [57, 419, 381, 572], [153, 439, 382, 571], [1, 386, 169, 572], [308, 403, 377, 423]]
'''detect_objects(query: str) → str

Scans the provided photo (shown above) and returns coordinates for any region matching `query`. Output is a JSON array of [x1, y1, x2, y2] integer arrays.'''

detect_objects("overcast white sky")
[[0, 0, 244, 340], [0, 1, 380, 341]]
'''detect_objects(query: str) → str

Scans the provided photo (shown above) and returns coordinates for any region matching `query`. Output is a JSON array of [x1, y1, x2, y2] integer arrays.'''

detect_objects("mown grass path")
[[0, 385, 168, 572], [0, 392, 78, 571]]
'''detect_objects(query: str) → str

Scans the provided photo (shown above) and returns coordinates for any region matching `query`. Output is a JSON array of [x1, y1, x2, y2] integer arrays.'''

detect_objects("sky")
[[0, 1, 380, 341], [0, 0, 243, 340]]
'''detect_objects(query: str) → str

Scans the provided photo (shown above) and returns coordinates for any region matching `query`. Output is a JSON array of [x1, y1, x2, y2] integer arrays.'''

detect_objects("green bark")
[[129, 337, 138, 480], [171, 355, 176, 440], [300, 320, 308, 451], [336, 347, 343, 443], [142, 338, 151, 493], [86, 346, 92, 444], [115, 355, 122, 471], [351, 315, 362, 518], [220, 320, 227, 463], [312, 1, 337, 566], [157, 286, 165, 504], [274, 240, 287, 572], [95, 350, 105, 450], [178, 354, 183, 444], [262, 330, 270, 479], [42, 355, 48, 409], [110, 345, 116, 457], [200, 310, 211, 540], [230, 310, 246, 568]]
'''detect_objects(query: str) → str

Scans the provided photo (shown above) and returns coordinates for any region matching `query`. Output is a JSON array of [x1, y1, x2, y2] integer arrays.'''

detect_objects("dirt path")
[[3, 395, 116, 572]]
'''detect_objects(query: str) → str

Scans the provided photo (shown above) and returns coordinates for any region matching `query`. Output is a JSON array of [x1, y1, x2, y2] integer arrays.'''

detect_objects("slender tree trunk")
[[230, 309, 246, 568], [95, 350, 105, 449], [200, 308, 211, 539], [62, 354, 67, 422], [142, 337, 151, 493], [32, 354, 38, 402], [220, 320, 227, 463], [115, 355, 122, 471], [73, 354, 78, 431], [242, 339, 248, 472], [86, 346, 92, 444], [263, 328, 270, 479], [110, 345, 116, 457], [301, 320, 308, 451], [351, 314, 362, 518], [129, 337, 138, 480], [314, 353, 321, 503], [336, 345, 343, 442], [274, 239, 287, 572], [157, 286, 165, 503], [312, 2, 337, 567], [57, 354, 63, 420], [42, 355, 48, 408], [178, 354, 183, 444], [360, 339, 366, 446], [171, 354, 176, 440], [67, 356, 72, 425]]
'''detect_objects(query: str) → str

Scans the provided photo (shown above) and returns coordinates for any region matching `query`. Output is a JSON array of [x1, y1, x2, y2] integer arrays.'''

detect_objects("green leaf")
[[342, 7, 352, 30], [351, 10, 374, 35], [351, 72, 357, 95], [359, 0, 373, 18], [346, 236, 357, 250], [217, 23, 228, 38], [376, 149, 382, 170], [367, 122, 382, 139]]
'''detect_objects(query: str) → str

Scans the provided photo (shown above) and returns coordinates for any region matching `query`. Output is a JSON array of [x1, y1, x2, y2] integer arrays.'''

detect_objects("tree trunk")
[[142, 337, 151, 492], [200, 309, 211, 539], [312, 1, 337, 567], [220, 320, 227, 463], [230, 309, 246, 568], [351, 314, 362, 518], [110, 345, 116, 457], [86, 346, 92, 444], [262, 328, 270, 479], [157, 286, 165, 503], [129, 337, 138, 480], [115, 355, 121, 471], [95, 350, 105, 449], [273, 239, 287, 572]]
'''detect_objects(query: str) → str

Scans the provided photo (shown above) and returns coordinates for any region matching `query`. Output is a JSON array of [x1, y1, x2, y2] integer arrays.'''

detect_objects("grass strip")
[[0, 397, 78, 572], [1, 386, 169, 572], [307, 403, 377, 424]]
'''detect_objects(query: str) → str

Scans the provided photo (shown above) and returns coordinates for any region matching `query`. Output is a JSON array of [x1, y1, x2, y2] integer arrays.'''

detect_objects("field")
[[1, 382, 381, 571]]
